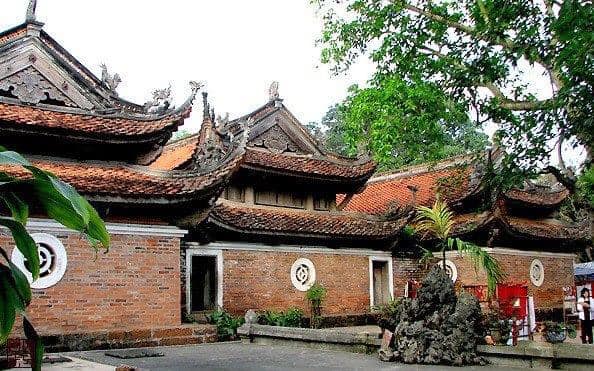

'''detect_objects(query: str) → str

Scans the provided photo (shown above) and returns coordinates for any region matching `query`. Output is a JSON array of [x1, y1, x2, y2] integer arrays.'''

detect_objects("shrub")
[[258, 307, 304, 327], [207, 310, 245, 340], [484, 308, 512, 345], [306, 283, 327, 328], [376, 299, 403, 333]]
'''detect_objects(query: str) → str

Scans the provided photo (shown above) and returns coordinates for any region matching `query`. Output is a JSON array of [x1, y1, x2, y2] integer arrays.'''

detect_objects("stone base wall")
[[1, 221, 184, 337], [5, 324, 217, 353]]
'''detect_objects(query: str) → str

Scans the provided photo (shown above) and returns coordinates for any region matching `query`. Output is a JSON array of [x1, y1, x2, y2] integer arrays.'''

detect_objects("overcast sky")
[[1, 0, 372, 132]]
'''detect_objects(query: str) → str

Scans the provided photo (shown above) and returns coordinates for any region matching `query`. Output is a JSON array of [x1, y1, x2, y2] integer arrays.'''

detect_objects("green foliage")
[[306, 283, 327, 304], [314, 0, 594, 175], [306, 104, 351, 156], [207, 309, 245, 340], [306, 283, 327, 328], [578, 166, 594, 208], [543, 321, 569, 343], [414, 199, 504, 296], [0, 147, 109, 370], [376, 299, 403, 332], [340, 76, 488, 170], [484, 309, 512, 345], [171, 129, 193, 142], [258, 307, 304, 328]]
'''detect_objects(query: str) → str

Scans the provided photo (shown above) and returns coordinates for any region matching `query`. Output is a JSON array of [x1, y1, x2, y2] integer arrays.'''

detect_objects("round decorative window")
[[11, 233, 67, 289], [529, 259, 544, 287], [290, 258, 316, 291], [436, 260, 458, 283]]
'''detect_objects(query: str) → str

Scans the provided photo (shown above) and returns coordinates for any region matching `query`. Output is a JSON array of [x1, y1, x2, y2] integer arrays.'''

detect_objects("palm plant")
[[414, 198, 504, 296]]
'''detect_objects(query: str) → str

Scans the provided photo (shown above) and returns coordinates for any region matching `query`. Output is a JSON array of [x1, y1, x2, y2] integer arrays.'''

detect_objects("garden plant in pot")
[[543, 321, 569, 344]]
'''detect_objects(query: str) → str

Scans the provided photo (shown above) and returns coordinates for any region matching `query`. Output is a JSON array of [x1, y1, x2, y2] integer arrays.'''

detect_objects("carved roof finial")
[[269, 81, 279, 102], [26, 0, 38, 22], [202, 91, 209, 118], [100, 63, 121, 95]]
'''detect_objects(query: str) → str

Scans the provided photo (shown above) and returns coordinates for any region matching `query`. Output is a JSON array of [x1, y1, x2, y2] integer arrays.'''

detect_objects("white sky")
[[1, 0, 373, 133]]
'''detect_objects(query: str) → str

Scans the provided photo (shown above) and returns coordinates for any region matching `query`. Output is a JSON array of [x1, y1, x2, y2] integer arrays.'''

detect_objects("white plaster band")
[[18, 218, 188, 238]]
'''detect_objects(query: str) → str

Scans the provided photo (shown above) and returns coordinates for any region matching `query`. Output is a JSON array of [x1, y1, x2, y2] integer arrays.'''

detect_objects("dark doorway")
[[190, 256, 217, 312], [372, 260, 390, 307]]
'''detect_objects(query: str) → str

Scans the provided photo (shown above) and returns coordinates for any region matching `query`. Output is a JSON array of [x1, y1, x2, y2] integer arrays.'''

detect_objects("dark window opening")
[[254, 189, 305, 209], [223, 186, 245, 202]]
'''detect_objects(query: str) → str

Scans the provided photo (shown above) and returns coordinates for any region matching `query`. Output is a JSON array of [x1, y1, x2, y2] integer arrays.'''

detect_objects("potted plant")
[[543, 321, 567, 344]]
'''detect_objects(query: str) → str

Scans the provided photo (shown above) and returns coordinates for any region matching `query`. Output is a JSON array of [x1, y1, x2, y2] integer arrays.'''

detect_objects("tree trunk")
[[587, 144, 593, 258]]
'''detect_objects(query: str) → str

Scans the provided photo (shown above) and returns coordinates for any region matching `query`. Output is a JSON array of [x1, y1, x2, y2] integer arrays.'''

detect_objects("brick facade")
[[221, 250, 371, 316], [183, 246, 574, 318], [392, 257, 427, 298], [2, 227, 182, 335], [447, 251, 575, 310]]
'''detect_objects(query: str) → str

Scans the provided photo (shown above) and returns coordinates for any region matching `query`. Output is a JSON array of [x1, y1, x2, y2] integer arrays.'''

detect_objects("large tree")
[[314, 0, 593, 171], [339, 76, 488, 169], [308, 80, 488, 170], [313, 0, 593, 238]]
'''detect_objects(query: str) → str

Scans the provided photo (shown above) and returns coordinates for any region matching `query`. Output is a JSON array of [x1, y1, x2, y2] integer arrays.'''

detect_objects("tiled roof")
[[0, 155, 242, 202], [243, 148, 377, 180], [150, 135, 199, 170], [340, 162, 473, 215], [450, 211, 588, 241], [151, 135, 377, 180], [0, 102, 191, 138], [209, 200, 407, 239], [504, 188, 569, 208]]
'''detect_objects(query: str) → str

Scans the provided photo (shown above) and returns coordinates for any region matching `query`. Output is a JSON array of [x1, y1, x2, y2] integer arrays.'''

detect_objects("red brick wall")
[[446, 252, 574, 309], [1, 231, 182, 335], [392, 257, 427, 298], [222, 250, 371, 316]]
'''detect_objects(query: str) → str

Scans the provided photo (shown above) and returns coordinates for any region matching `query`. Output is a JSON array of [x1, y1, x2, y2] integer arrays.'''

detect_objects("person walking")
[[577, 288, 594, 344]]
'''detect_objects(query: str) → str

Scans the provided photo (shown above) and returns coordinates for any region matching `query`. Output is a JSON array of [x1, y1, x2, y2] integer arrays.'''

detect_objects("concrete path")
[[67, 342, 527, 371]]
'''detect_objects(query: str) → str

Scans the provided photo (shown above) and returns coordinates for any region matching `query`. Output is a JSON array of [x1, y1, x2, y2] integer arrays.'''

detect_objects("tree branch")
[[404, 1, 563, 90], [419, 45, 556, 111], [543, 165, 576, 192], [402, 2, 516, 50]]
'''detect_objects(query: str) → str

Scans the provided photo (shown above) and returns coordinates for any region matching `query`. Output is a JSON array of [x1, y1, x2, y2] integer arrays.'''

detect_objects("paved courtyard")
[[67, 342, 526, 371]]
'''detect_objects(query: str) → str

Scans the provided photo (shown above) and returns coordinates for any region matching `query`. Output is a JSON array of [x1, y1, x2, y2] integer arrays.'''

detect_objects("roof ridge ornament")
[[144, 85, 172, 114], [269, 81, 280, 102], [100, 63, 121, 95], [26, 0, 38, 22]]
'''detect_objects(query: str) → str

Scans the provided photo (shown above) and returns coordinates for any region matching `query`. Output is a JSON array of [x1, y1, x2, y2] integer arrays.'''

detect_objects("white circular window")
[[11, 233, 67, 289], [530, 259, 544, 287], [291, 258, 316, 291], [436, 260, 458, 283]]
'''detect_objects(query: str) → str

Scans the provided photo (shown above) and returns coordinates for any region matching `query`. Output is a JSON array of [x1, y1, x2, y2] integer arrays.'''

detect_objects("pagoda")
[[0, 5, 245, 348]]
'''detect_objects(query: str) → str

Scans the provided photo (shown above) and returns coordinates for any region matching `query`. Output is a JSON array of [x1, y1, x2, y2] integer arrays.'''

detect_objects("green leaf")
[[0, 269, 20, 343], [0, 217, 40, 279], [84, 199, 110, 249], [23, 317, 44, 371], [1, 193, 29, 225], [0, 249, 32, 305], [28, 168, 90, 227], [0, 150, 31, 167]]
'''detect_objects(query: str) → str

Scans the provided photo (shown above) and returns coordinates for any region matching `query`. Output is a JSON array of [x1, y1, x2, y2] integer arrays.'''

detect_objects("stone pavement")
[[67, 342, 528, 371], [7, 356, 114, 371]]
